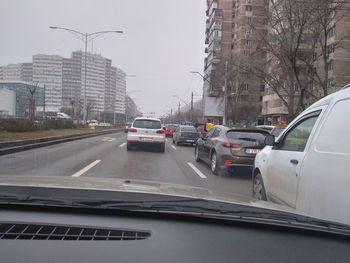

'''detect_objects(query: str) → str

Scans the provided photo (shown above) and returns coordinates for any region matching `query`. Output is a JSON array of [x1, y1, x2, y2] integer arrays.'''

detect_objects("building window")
[[241, 84, 249, 90], [244, 50, 251, 57], [327, 79, 334, 88], [327, 43, 335, 55], [244, 39, 252, 47], [327, 26, 336, 38], [243, 73, 249, 79], [215, 20, 222, 26], [265, 0, 270, 4], [246, 5, 253, 12], [260, 96, 263, 102], [264, 101, 269, 110], [247, 17, 252, 24], [263, 18, 268, 25], [231, 44, 235, 50], [246, 0, 252, 3], [260, 84, 265, 91], [267, 87, 271, 95], [213, 41, 221, 49], [232, 13, 236, 18], [245, 28, 252, 35], [233, 1, 238, 8], [261, 51, 267, 58], [232, 33, 237, 39], [328, 60, 334, 71], [232, 22, 236, 28]]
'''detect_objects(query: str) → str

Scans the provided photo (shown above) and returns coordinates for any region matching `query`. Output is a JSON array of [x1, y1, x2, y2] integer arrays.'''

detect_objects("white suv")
[[252, 85, 350, 225], [126, 117, 166, 152]]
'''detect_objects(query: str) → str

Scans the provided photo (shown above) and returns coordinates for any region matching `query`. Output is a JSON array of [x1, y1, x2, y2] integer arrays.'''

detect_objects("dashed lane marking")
[[171, 145, 176, 150], [119, 142, 127, 147], [102, 137, 116, 142], [71, 160, 101, 177], [187, 162, 207, 179]]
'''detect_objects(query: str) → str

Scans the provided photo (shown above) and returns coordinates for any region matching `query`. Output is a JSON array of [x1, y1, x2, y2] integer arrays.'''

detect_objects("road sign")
[[130, 116, 134, 120], [177, 119, 180, 124]]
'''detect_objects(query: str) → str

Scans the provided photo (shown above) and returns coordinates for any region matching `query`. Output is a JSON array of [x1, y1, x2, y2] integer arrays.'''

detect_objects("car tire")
[[176, 139, 180, 146], [159, 143, 165, 152], [253, 173, 267, 201], [195, 146, 201, 162], [210, 151, 219, 175], [172, 139, 175, 144], [126, 142, 132, 151]]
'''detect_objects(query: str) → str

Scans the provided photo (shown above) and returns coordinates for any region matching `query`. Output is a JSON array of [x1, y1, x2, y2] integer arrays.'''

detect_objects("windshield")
[[271, 128, 285, 137], [181, 126, 197, 132], [227, 131, 268, 142], [1, 0, 350, 233]]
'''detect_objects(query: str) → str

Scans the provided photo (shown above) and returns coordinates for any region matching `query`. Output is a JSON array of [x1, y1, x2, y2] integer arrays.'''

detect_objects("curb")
[[0, 129, 122, 156]]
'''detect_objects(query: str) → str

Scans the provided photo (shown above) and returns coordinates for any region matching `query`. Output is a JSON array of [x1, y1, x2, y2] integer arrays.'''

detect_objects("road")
[[0, 132, 253, 198]]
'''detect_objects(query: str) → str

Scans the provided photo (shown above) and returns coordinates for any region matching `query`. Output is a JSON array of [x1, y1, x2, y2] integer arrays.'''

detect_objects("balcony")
[[205, 48, 208, 53], [205, 37, 209, 45], [208, 88, 224, 97]]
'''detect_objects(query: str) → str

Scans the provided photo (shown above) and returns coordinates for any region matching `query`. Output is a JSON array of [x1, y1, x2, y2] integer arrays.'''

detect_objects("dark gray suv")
[[195, 125, 269, 175]]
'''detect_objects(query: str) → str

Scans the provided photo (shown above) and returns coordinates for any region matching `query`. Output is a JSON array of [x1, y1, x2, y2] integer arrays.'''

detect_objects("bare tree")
[[27, 82, 39, 122]]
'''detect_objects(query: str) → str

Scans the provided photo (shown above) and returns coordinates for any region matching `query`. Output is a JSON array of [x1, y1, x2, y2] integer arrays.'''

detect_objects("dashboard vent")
[[0, 223, 151, 241]]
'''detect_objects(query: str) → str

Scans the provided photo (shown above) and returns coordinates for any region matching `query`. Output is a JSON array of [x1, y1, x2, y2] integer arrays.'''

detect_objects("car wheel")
[[210, 151, 219, 175], [172, 139, 175, 144], [159, 143, 165, 152], [253, 173, 267, 201], [126, 142, 132, 151], [176, 139, 180, 146], [195, 146, 201, 162]]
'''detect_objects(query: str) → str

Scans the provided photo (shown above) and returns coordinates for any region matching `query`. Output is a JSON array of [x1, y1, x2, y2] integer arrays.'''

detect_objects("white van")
[[253, 85, 350, 225]]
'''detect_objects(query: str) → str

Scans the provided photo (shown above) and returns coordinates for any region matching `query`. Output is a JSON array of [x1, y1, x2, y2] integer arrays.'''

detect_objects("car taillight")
[[156, 130, 165, 134], [221, 141, 241, 148], [128, 128, 137, 132], [180, 132, 183, 136]]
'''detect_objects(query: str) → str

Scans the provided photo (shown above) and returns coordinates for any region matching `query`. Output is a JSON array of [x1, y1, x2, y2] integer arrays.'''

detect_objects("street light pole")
[[223, 61, 228, 126], [49, 26, 123, 124]]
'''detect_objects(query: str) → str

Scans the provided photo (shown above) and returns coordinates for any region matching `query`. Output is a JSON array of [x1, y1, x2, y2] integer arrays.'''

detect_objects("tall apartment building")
[[33, 54, 63, 112], [203, 0, 268, 125], [2, 52, 126, 121], [115, 68, 126, 116], [0, 63, 33, 82], [262, 1, 350, 125]]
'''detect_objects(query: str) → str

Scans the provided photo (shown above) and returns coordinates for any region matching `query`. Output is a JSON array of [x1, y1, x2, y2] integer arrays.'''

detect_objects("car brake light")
[[221, 141, 241, 148], [180, 132, 183, 136], [128, 128, 137, 132], [225, 161, 233, 164], [156, 130, 165, 134]]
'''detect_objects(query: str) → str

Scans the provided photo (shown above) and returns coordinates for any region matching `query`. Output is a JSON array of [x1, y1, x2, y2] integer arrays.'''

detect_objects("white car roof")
[[134, 117, 161, 121], [308, 84, 350, 110]]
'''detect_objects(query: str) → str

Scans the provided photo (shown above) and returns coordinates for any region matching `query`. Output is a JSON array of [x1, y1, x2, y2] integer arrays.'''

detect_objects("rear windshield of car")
[[133, 120, 161, 129], [226, 130, 268, 142], [181, 126, 197, 132], [166, 125, 177, 129]]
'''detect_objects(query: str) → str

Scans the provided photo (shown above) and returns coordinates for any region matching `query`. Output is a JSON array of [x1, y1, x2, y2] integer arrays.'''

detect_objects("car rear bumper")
[[220, 154, 255, 167], [178, 138, 197, 144], [127, 134, 165, 144]]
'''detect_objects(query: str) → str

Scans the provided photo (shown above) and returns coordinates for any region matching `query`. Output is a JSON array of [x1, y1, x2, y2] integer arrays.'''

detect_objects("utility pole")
[[190, 92, 194, 123], [170, 108, 173, 123], [223, 61, 228, 126], [178, 102, 180, 124], [43, 84, 46, 119]]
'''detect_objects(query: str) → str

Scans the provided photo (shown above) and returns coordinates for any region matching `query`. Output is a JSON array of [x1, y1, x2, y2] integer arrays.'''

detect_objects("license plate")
[[186, 140, 194, 142], [245, 148, 260, 154], [140, 137, 153, 142]]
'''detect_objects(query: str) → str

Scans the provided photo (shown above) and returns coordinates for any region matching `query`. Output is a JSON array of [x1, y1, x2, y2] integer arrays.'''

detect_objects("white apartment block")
[[115, 68, 126, 115], [0, 63, 33, 82], [33, 54, 63, 112]]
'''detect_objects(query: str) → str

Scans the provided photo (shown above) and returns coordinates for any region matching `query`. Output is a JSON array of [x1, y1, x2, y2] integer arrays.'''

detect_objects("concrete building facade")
[[0, 63, 33, 82]]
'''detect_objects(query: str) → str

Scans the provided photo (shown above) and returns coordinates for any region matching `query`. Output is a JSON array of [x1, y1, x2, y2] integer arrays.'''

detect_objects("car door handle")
[[290, 159, 299, 165]]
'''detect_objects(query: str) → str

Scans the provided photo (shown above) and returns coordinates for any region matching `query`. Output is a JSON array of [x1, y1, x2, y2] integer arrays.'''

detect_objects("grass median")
[[0, 128, 96, 142]]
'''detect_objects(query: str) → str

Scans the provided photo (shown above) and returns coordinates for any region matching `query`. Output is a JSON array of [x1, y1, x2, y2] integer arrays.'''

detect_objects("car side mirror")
[[264, 134, 275, 146]]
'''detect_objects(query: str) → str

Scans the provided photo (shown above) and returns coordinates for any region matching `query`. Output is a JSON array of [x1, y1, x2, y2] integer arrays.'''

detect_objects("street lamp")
[[49, 26, 123, 124]]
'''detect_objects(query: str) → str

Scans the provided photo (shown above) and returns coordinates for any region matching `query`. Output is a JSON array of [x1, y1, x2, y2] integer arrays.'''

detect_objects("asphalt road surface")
[[0, 132, 253, 198]]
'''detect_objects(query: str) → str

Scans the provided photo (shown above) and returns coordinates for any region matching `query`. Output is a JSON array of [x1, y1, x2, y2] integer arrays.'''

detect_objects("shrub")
[[0, 119, 35, 132]]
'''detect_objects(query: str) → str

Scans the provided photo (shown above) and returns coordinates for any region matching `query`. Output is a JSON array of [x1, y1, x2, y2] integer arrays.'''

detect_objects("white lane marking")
[[119, 142, 126, 147], [187, 162, 207, 179], [71, 160, 101, 177], [171, 145, 176, 150], [102, 137, 116, 142]]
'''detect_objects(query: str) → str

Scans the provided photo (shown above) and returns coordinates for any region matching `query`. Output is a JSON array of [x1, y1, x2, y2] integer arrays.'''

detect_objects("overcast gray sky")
[[0, 0, 206, 117]]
